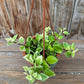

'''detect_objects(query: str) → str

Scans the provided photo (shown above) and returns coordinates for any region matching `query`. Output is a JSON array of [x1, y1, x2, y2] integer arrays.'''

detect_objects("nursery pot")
[[23, 35, 60, 68]]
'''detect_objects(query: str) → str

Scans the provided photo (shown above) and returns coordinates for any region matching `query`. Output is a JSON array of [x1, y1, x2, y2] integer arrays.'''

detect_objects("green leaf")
[[63, 28, 67, 31], [54, 45, 63, 53], [19, 36, 24, 43], [26, 36, 32, 42], [20, 46, 26, 51], [65, 50, 72, 57], [71, 43, 75, 50], [58, 35, 63, 39], [36, 47, 42, 52], [36, 34, 42, 41], [7, 42, 13, 46], [34, 51, 40, 57], [29, 55, 34, 63], [48, 45, 54, 51], [25, 47, 30, 54], [55, 32, 58, 37], [32, 39, 37, 44], [45, 43, 49, 50], [42, 60, 49, 70], [29, 70, 34, 75], [26, 41, 31, 47], [6, 37, 15, 42], [29, 67, 34, 70], [46, 56, 58, 64], [36, 74, 42, 80], [48, 44, 52, 49], [71, 49, 78, 58], [23, 66, 28, 72], [75, 49, 78, 52], [72, 52, 75, 58], [63, 31, 69, 35], [23, 54, 34, 63], [63, 42, 70, 50], [49, 35, 55, 42], [45, 27, 51, 33], [6, 38, 11, 42], [26, 75, 33, 80], [40, 73, 49, 81], [53, 41, 63, 47], [35, 56, 43, 65], [58, 27, 62, 32], [34, 65, 44, 72], [33, 72, 37, 78], [44, 69, 55, 77], [37, 42, 42, 48], [13, 35, 18, 40], [26, 75, 35, 83]]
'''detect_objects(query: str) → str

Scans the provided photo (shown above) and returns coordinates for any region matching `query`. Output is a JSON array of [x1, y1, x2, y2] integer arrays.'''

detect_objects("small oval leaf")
[[35, 56, 43, 65], [46, 56, 58, 64]]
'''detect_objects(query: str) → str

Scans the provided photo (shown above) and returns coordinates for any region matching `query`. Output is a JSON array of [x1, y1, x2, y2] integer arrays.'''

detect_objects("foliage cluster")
[[6, 27, 78, 83]]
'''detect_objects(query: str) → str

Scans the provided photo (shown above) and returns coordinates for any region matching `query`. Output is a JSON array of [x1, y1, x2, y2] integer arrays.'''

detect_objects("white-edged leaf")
[[19, 36, 24, 43], [13, 35, 18, 40], [35, 56, 43, 65], [40, 73, 49, 81]]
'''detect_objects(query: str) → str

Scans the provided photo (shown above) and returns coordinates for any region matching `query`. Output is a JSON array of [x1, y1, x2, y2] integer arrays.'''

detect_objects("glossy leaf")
[[35, 56, 43, 65], [23, 66, 28, 72], [29, 70, 34, 75], [19, 36, 24, 43], [20, 46, 26, 51], [58, 27, 62, 32], [63, 31, 69, 35], [40, 73, 49, 81], [32, 39, 37, 44], [45, 27, 51, 32], [23, 54, 34, 63], [26, 36, 32, 42], [71, 43, 75, 50], [55, 32, 58, 37], [46, 56, 58, 64], [7, 42, 13, 46], [49, 35, 55, 42], [36, 74, 42, 80], [36, 47, 42, 52], [44, 69, 55, 77], [54, 45, 63, 53], [72, 52, 75, 58], [33, 72, 37, 78], [36, 34, 42, 41], [26, 75, 35, 83], [63, 42, 70, 50], [13, 35, 18, 40], [6, 38, 11, 42], [48, 45, 54, 51], [58, 35, 63, 39], [72, 49, 78, 58], [42, 60, 49, 70], [65, 50, 72, 57], [34, 65, 44, 72]]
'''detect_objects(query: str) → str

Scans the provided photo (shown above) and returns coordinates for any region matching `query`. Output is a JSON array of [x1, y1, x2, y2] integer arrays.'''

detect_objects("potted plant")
[[6, 27, 78, 84]]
